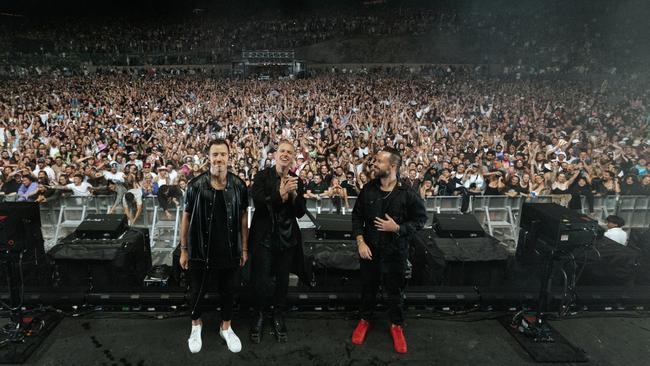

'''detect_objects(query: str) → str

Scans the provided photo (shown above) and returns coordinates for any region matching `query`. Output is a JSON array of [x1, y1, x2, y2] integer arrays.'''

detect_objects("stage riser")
[[4, 288, 650, 309]]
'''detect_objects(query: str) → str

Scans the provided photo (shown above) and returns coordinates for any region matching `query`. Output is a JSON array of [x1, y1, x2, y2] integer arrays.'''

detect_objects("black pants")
[[252, 243, 294, 313], [360, 257, 406, 325], [189, 262, 237, 321], [331, 196, 342, 214]]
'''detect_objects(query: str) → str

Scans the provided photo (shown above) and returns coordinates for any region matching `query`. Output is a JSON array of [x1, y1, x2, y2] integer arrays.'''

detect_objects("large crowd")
[[1, 65, 648, 219], [1, 2, 647, 72]]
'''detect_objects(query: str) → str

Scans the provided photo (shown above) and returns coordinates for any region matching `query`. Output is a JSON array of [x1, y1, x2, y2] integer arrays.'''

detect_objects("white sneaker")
[[219, 326, 242, 353], [188, 324, 202, 353]]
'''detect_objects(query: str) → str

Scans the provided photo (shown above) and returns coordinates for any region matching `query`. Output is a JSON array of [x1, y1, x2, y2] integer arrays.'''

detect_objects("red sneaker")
[[390, 324, 407, 354], [351, 319, 370, 345]]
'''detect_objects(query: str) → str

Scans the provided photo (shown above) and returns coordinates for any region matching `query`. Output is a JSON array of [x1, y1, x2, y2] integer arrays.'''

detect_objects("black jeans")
[[331, 196, 342, 214], [188, 262, 237, 321], [360, 257, 406, 325], [252, 242, 295, 313]]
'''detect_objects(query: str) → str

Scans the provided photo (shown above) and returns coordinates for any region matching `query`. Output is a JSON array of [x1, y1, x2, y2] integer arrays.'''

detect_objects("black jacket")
[[352, 178, 428, 273], [184, 172, 248, 262], [249, 166, 308, 283]]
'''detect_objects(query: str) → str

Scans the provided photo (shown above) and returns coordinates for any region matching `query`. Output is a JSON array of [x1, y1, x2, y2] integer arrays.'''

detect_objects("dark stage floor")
[[12, 310, 650, 366]]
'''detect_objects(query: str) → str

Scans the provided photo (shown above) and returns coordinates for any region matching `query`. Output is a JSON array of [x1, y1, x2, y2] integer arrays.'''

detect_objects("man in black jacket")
[[179, 139, 249, 354], [350, 147, 427, 354], [249, 139, 306, 343]]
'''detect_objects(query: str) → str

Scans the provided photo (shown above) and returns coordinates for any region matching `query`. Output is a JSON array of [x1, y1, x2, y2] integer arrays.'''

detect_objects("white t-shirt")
[[156, 176, 171, 187], [463, 174, 485, 191], [168, 170, 178, 184], [604, 227, 628, 246], [33, 166, 56, 183], [123, 188, 143, 207], [66, 182, 93, 196], [103, 170, 125, 183], [358, 146, 369, 158]]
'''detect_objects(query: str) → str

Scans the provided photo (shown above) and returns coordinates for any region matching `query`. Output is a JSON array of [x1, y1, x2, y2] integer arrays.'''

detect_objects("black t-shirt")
[[307, 181, 328, 194], [506, 184, 524, 195], [209, 190, 237, 268], [1, 179, 20, 194], [379, 188, 395, 247], [341, 180, 357, 196]]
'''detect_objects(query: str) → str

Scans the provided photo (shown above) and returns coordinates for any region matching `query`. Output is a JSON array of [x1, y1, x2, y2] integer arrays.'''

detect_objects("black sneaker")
[[272, 312, 287, 343], [249, 312, 264, 344]]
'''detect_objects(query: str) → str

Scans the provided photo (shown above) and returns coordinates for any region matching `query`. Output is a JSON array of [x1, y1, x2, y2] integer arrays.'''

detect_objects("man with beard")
[[179, 139, 249, 354], [249, 139, 306, 343], [350, 147, 427, 354]]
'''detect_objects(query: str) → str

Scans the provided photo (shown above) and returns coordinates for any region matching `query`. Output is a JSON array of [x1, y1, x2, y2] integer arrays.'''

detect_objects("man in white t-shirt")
[[103, 163, 125, 184], [123, 188, 143, 225], [462, 165, 485, 191], [166, 163, 178, 185], [65, 174, 93, 196], [127, 151, 143, 170], [32, 157, 56, 183], [604, 215, 628, 246]]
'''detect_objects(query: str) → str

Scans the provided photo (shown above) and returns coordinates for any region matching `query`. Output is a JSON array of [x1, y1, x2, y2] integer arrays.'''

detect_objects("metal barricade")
[[585, 195, 619, 223], [528, 195, 554, 203], [432, 196, 463, 214], [54, 195, 91, 243], [423, 197, 437, 226], [39, 200, 60, 241], [617, 195, 650, 228], [86, 195, 115, 214], [150, 202, 181, 249], [305, 197, 334, 214], [140, 196, 158, 228], [470, 195, 520, 241]]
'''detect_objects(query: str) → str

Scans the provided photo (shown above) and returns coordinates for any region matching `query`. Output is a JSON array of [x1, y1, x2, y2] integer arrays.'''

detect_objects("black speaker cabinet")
[[433, 213, 485, 238], [50, 229, 151, 289], [75, 214, 128, 240], [315, 213, 353, 240]]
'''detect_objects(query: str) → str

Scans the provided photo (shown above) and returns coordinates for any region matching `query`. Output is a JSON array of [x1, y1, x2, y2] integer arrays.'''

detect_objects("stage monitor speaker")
[[629, 228, 650, 285], [575, 237, 639, 286], [75, 214, 128, 240], [303, 237, 360, 289], [0, 202, 45, 256], [50, 229, 151, 289], [409, 229, 446, 286], [315, 213, 353, 240], [433, 213, 485, 238], [432, 233, 508, 287], [0, 202, 50, 286]]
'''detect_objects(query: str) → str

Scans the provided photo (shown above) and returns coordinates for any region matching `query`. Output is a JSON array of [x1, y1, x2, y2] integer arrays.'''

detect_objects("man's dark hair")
[[124, 192, 135, 203], [158, 185, 170, 195], [207, 138, 230, 154], [382, 147, 402, 169], [606, 215, 625, 227]]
